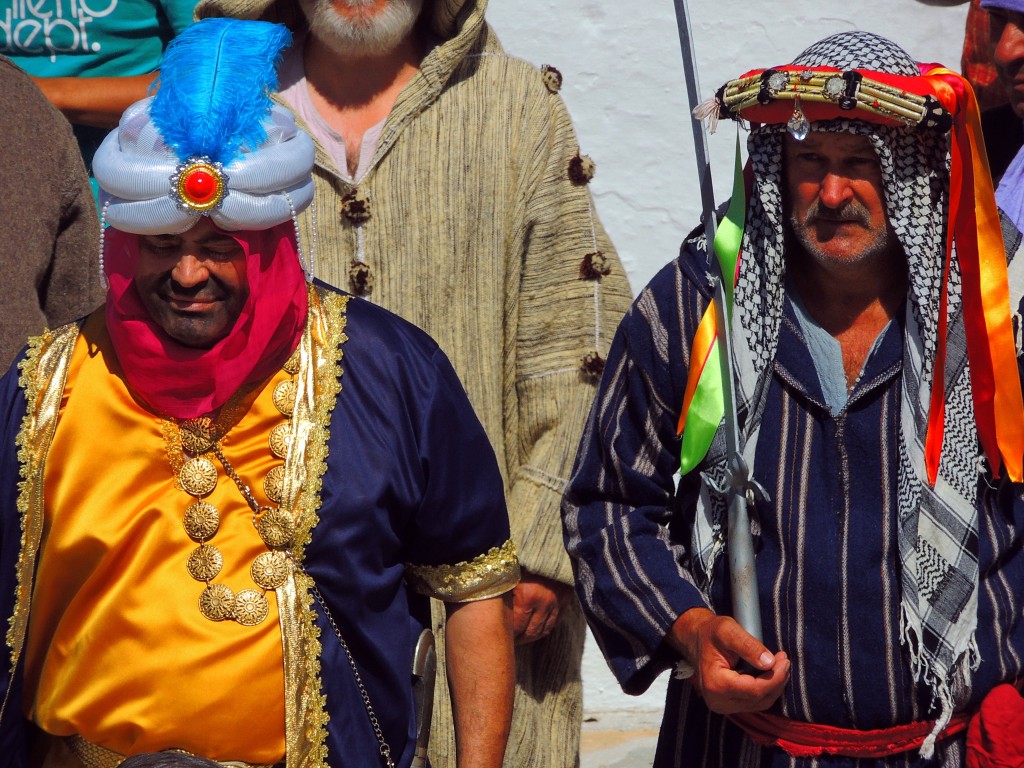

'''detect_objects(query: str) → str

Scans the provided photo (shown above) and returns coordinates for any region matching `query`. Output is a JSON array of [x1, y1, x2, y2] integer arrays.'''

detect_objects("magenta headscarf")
[[103, 222, 308, 419]]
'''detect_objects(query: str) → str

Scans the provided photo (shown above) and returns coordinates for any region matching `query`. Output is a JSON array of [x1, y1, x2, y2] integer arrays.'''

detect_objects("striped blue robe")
[[562, 234, 1024, 767]]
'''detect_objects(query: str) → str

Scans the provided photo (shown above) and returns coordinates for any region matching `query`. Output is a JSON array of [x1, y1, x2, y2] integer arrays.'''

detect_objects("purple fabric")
[[980, 0, 1024, 12], [996, 145, 1024, 232]]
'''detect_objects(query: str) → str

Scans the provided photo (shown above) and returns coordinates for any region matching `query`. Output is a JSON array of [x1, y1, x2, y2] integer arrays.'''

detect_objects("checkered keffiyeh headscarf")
[[695, 32, 980, 753]]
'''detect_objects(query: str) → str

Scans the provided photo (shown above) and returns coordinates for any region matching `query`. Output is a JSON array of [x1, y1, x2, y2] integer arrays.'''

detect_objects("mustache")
[[160, 279, 224, 303], [801, 199, 871, 227]]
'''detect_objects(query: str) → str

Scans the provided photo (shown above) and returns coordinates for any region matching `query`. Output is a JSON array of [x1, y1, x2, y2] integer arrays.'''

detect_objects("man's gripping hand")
[[667, 607, 790, 714], [512, 570, 574, 645]]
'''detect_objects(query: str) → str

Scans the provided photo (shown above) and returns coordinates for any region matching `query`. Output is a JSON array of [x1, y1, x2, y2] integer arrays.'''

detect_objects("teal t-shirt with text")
[[2, 0, 194, 76], [1, 0, 195, 193]]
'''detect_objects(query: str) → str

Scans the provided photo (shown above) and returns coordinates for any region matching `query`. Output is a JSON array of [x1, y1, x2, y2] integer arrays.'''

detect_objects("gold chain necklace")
[[171, 352, 300, 626]]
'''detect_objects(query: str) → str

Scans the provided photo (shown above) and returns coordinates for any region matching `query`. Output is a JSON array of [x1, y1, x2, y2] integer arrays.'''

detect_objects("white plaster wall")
[[485, 0, 971, 714]]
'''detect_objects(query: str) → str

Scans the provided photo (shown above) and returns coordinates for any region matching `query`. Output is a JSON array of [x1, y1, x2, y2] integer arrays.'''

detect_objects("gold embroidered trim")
[[3, 323, 81, 724], [289, 568, 330, 768], [406, 539, 520, 602], [7, 333, 47, 654], [291, 288, 348, 560], [280, 286, 347, 768], [159, 418, 183, 481]]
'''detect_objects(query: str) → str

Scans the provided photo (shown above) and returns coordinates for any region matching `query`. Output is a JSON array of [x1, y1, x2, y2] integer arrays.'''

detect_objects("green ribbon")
[[679, 132, 746, 474], [714, 133, 746, 317]]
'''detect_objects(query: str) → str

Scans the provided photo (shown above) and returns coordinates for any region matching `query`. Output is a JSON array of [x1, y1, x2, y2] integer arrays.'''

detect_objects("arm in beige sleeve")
[[505, 87, 633, 588]]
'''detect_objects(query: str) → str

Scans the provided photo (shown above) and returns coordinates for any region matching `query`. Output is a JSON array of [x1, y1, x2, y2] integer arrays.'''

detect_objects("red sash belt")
[[728, 710, 972, 759]]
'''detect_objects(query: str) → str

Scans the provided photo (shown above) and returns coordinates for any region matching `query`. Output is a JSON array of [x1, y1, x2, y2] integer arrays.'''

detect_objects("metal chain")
[[206, 435, 392, 765], [309, 582, 395, 768], [211, 445, 262, 521]]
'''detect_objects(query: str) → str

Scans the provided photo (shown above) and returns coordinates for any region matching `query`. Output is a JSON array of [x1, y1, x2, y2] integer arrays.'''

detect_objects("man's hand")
[[445, 594, 514, 768], [667, 607, 790, 715], [511, 570, 574, 645]]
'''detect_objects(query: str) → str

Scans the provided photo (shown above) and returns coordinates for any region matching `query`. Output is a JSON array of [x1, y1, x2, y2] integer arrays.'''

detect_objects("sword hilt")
[[410, 629, 436, 768]]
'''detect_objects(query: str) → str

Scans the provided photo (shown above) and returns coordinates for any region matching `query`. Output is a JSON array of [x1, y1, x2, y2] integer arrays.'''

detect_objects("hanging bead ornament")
[[171, 355, 300, 626], [234, 589, 271, 625], [283, 346, 301, 375], [786, 96, 810, 141], [170, 157, 228, 213], [255, 508, 297, 548]]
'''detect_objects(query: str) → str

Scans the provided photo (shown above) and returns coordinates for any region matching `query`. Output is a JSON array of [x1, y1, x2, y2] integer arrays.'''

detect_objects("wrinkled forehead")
[[782, 129, 877, 154], [751, 117, 901, 167], [149, 216, 250, 243], [748, 116, 936, 223], [135, 218, 268, 265]]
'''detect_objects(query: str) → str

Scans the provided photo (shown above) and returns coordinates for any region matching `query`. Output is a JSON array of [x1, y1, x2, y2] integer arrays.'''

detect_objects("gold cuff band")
[[406, 539, 521, 601]]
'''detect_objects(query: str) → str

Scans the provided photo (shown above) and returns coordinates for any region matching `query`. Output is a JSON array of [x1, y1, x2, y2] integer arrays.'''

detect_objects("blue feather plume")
[[150, 18, 292, 165]]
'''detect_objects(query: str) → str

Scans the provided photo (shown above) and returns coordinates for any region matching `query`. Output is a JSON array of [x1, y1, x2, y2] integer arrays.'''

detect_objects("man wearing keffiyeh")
[[562, 30, 1024, 767]]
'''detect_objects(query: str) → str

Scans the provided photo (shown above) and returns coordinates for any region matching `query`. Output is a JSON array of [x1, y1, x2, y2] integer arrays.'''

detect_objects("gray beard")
[[788, 202, 899, 270], [299, 0, 423, 57]]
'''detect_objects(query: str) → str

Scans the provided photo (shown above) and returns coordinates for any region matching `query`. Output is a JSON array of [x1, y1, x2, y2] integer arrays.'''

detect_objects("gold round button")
[[187, 544, 223, 582], [251, 551, 289, 590], [199, 583, 235, 622], [183, 501, 220, 541], [264, 465, 286, 504], [256, 507, 296, 548], [234, 589, 270, 626], [269, 423, 291, 459], [180, 417, 216, 455], [273, 380, 297, 417], [179, 457, 218, 497]]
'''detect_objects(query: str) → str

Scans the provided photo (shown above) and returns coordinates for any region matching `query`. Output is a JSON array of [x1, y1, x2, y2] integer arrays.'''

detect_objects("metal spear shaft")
[[670, 0, 763, 642]]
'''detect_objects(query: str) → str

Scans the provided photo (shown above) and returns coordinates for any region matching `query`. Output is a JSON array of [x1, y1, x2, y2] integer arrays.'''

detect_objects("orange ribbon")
[[677, 302, 719, 435], [922, 66, 1024, 483]]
